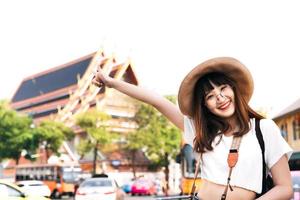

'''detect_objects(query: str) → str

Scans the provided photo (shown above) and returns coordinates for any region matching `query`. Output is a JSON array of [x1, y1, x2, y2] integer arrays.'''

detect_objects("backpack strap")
[[221, 136, 242, 200], [190, 153, 201, 198], [255, 118, 267, 196]]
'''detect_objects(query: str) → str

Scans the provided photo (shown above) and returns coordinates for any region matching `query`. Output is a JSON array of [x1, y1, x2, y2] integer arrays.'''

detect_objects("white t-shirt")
[[183, 117, 293, 194]]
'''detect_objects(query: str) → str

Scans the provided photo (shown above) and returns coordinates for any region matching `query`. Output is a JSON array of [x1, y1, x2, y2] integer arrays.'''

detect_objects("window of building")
[[285, 123, 288, 141], [280, 123, 288, 141], [293, 117, 300, 141], [293, 120, 297, 140]]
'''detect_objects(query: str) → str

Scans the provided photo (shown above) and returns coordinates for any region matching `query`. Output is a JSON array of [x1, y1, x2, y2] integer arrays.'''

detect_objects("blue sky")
[[1, 0, 300, 117]]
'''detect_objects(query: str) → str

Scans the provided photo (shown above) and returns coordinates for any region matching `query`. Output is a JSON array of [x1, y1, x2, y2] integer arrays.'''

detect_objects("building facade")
[[273, 98, 300, 151], [8, 49, 150, 175]]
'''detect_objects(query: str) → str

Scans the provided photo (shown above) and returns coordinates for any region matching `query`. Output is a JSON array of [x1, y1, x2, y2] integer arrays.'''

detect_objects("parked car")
[[16, 180, 51, 198], [0, 180, 50, 200], [291, 170, 300, 200], [121, 182, 132, 194], [74, 176, 125, 200], [131, 178, 157, 196]]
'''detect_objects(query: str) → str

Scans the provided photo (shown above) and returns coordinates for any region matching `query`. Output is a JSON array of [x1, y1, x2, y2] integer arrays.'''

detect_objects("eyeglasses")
[[205, 84, 231, 103]]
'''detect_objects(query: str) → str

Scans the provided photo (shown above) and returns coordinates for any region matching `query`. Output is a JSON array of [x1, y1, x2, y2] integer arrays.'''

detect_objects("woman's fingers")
[[97, 63, 104, 73], [92, 64, 112, 88], [92, 78, 103, 87], [93, 67, 103, 81], [92, 69, 104, 87]]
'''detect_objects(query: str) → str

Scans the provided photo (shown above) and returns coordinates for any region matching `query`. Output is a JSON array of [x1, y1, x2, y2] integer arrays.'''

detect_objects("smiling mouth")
[[218, 101, 231, 110]]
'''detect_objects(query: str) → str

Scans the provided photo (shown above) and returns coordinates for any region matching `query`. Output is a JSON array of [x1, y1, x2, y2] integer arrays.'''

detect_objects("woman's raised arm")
[[92, 67, 184, 131]]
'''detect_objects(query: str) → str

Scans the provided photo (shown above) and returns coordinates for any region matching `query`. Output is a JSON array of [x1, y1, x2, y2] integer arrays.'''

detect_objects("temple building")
[[7, 49, 150, 176], [273, 98, 300, 170], [273, 98, 300, 151]]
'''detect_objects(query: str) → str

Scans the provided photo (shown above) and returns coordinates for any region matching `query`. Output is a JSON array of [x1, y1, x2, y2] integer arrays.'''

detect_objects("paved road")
[[52, 194, 179, 200], [125, 195, 156, 200], [125, 195, 192, 200], [52, 194, 156, 200]]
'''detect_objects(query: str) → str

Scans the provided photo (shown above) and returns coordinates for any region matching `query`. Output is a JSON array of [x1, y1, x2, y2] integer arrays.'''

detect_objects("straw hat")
[[178, 57, 254, 117]]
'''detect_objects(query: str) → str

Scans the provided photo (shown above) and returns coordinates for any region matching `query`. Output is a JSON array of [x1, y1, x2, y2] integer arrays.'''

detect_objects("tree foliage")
[[0, 100, 75, 163], [137, 95, 181, 166], [0, 101, 36, 163], [76, 109, 114, 147], [125, 95, 181, 183], [32, 120, 75, 157], [76, 109, 116, 174]]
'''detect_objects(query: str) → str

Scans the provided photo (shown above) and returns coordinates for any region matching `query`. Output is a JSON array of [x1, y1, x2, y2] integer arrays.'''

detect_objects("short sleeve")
[[183, 116, 196, 147], [260, 119, 293, 169]]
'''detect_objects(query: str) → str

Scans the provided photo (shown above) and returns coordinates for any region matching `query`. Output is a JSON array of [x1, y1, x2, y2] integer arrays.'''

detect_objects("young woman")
[[92, 57, 293, 200]]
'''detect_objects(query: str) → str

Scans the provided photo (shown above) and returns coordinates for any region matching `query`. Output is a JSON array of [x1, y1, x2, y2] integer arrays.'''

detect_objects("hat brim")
[[178, 57, 254, 117]]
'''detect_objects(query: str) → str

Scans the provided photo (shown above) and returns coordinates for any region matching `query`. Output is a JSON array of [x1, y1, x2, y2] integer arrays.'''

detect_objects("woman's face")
[[204, 82, 235, 118]]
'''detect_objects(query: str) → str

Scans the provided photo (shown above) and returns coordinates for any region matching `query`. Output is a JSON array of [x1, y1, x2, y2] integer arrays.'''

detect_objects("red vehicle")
[[131, 178, 157, 196]]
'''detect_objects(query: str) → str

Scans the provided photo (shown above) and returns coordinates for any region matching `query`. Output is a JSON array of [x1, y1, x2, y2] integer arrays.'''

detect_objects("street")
[[53, 194, 157, 200], [54, 195, 191, 200], [125, 195, 156, 200]]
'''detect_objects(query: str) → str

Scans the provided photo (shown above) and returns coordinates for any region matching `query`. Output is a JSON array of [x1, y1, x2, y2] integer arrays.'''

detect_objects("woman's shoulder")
[[183, 115, 196, 146], [250, 117, 276, 127], [184, 115, 193, 120], [249, 118, 279, 135], [258, 118, 277, 129], [252, 118, 281, 138], [183, 115, 194, 124]]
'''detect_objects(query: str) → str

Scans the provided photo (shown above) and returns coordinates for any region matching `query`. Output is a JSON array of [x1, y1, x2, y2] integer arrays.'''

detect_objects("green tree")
[[76, 109, 116, 175], [32, 120, 75, 159], [0, 100, 36, 164], [125, 130, 146, 179], [124, 98, 156, 179], [127, 96, 181, 192]]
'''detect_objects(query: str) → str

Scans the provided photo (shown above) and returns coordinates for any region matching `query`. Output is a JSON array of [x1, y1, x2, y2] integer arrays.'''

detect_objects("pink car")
[[291, 171, 300, 200], [131, 178, 157, 196]]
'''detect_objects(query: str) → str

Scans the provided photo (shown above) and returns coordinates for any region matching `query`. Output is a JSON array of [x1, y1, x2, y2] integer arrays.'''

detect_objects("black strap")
[[255, 118, 267, 195], [190, 153, 201, 198]]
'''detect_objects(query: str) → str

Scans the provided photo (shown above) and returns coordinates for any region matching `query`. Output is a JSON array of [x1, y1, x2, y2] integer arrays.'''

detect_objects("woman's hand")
[[92, 65, 113, 88]]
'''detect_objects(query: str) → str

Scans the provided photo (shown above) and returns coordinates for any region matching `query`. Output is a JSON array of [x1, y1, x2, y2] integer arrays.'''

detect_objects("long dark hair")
[[192, 72, 263, 153]]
